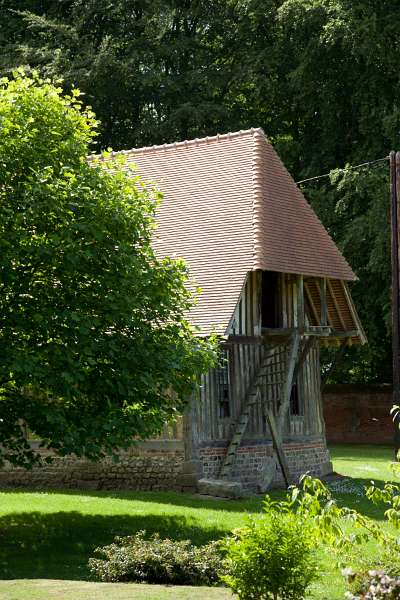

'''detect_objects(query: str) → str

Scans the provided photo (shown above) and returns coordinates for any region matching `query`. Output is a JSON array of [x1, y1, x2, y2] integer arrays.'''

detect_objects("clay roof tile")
[[114, 129, 356, 334]]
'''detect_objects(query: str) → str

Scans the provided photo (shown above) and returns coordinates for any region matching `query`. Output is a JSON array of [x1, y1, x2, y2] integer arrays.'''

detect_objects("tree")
[[0, 0, 250, 150], [0, 71, 216, 468], [1, 0, 397, 383]]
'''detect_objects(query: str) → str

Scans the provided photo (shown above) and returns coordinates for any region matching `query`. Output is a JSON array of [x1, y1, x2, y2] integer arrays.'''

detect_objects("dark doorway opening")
[[290, 382, 302, 416], [261, 271, 279, 328]]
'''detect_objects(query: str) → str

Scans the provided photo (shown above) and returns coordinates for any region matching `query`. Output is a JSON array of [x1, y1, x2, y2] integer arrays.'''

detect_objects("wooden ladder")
[[219, 345, 282, 480], [219, 331, 311, 485]]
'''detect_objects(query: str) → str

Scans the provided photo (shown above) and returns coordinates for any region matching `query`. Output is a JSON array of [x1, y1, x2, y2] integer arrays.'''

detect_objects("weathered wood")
[[265, 410, 290, 487], [320, 278, 328, 326], [281, 273, 288, 327], [219, 346, 279, 479], [341, 281, 367, 344], [297, 275, 304, 328], [278, 331, 301, 432], [292, 336, 314, 384], [183, 393, 200, 460], [304, 282, 320, 325], [327, 278, 347, 330], [225, 335, 264, 345]]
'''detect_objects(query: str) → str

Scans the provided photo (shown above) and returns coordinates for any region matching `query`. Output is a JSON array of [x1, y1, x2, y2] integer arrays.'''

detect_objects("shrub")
[[344, 569, 400, 599], [88, 530, 222, 585], [221, 511, 318, 600]]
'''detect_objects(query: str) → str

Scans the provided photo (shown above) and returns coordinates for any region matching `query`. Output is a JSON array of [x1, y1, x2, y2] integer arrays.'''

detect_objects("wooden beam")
[[265, 410, 290, 487], [341, 281, 368, 344], [292, 337, 314, 384], [297, 275, 304, 328], [327, 279, 347, 331], [304, 282, 320, 325], [277, 331, 301, 432], [320, 278, 328, 326], [330, 330, 359, 338], [224, 335, 264, 345]]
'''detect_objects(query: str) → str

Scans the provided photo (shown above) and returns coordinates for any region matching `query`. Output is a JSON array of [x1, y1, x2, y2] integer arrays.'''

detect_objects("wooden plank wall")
[[227, 271, 261, 336], [194, 272, 325, 442], [154, 271, 325, 445]]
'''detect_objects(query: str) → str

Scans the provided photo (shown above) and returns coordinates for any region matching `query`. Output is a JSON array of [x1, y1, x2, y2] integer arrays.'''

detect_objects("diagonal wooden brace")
[[265, 333, 314, 487], [277, 331, 301, 432]]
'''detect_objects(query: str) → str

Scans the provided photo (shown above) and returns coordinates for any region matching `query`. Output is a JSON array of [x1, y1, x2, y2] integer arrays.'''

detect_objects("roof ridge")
[[90, 127, 266, 159], [251, 129, 268, 269]]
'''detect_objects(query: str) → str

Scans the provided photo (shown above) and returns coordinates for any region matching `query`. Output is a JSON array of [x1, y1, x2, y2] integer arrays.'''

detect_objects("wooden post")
[[277, 331, 300, 432], [391, 152, 400, 457], [297, 274, 304, 329], [265, 410, 290, 487], [320, 278, 327, 326]]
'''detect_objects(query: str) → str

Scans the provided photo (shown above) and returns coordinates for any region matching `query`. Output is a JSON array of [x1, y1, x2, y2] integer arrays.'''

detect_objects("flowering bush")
[[344, 569, 400, 599], [89, 531, 222, 585]]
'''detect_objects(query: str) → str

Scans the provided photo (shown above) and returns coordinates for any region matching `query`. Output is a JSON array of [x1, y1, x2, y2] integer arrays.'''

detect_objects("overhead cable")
[[296, 156, 389, 185]]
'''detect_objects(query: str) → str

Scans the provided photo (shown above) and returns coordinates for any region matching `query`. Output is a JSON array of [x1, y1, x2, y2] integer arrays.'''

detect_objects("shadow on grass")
[[0, 487, 265, 513], [0, 511, 227, 581]]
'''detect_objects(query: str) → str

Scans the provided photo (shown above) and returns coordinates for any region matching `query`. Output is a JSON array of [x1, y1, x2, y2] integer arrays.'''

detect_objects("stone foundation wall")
[[323, 385, 394, 444], [0, 442, 188, 492], [199, 438, 332, 492], [0, 438, 331, 494]]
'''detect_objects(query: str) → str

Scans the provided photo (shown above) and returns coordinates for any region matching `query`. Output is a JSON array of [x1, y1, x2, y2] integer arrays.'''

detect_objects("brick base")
[[199, 439, 332, 492]]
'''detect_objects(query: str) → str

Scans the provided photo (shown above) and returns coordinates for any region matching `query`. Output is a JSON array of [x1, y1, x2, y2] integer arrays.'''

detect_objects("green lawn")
[[0, 444, 396, 599], [0, 579, 233, 600]]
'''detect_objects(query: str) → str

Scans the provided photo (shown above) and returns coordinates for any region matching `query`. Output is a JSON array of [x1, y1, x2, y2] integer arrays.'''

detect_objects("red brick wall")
[[323, 385, 395, 444]]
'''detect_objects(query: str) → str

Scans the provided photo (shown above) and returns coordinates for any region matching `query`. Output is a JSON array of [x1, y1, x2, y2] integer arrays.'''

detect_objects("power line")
[[296, 156, 389, 185]]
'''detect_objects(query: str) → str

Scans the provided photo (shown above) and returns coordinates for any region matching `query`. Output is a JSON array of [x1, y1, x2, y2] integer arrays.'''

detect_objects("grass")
[[0, 579, 233, 600], [0, 489, 263, 580], [0, 444, 396, 599]]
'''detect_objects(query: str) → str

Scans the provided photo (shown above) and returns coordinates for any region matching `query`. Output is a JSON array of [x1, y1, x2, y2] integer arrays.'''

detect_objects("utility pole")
[[390, 151, 400, 457]]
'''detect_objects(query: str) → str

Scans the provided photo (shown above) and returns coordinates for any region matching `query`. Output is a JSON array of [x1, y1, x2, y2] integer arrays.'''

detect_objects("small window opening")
[[290, 381, 302, 416], [261, 271, 279, 328], [218, 348, 231, 418]]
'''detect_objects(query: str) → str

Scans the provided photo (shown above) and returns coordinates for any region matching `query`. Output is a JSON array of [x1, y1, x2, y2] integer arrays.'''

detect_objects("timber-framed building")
[[0, 128, 365, 495], [121, 128, 365, 496]]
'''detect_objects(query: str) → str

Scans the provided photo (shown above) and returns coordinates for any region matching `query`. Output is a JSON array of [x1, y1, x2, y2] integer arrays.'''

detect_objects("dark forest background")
[[1, 0, 398, 383]]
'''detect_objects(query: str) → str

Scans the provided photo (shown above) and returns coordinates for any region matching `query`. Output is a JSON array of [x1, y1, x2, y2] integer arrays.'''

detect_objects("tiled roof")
[[109, 128, 356, 335]]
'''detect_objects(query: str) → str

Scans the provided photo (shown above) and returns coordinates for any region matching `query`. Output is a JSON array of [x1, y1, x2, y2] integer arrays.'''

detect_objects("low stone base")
[[198, 478, 245, 498], [0, 444, 189, 492], [0, 438, 332, 495]]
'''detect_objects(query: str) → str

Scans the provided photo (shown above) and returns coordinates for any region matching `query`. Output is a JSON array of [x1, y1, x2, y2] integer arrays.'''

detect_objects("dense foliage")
[[0, 72, 216, 468], [88, 531, 222, 585], [0, 0, 395, 382], [221, 511, 318, 600]]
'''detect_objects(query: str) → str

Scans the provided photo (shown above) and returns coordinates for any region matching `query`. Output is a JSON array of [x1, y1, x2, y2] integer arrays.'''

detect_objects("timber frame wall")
[[187, 271, 326, 444], [147, 269, 368, 491]]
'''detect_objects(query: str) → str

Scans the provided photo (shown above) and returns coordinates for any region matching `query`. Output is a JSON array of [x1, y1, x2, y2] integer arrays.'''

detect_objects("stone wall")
[[0, 441, 189, 492], [0, 438, 332, 495], [323, 385, 394, 444]]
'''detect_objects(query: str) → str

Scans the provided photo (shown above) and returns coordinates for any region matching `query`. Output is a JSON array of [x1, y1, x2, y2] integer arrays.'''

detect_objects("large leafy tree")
[[0, 0, 250, 150], [0, 72, 216, 468]]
